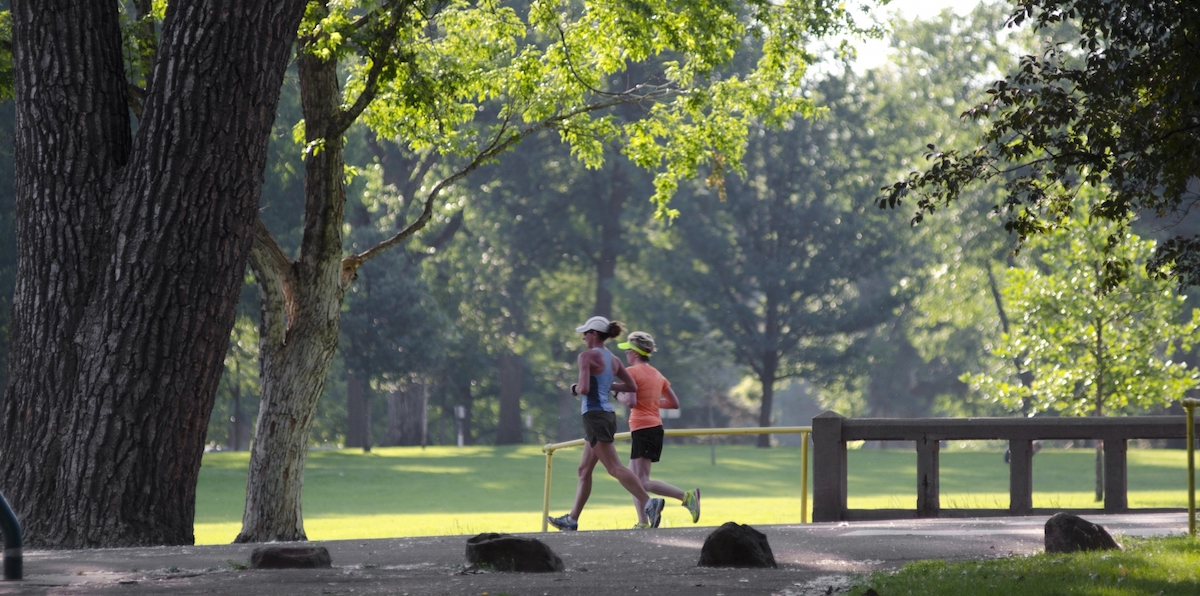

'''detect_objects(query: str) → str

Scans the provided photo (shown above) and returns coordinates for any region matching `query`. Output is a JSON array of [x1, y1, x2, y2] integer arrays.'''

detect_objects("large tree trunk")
[[0, 0, 305, 547], [236, 42, 348, 543]]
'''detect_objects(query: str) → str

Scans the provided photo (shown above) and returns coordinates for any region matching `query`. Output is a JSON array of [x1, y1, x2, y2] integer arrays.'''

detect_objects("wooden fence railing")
[[812, 411, 1199, 522]]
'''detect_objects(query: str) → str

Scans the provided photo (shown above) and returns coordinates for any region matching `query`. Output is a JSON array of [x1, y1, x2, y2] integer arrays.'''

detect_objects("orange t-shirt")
[[625, 364, 671, 431]]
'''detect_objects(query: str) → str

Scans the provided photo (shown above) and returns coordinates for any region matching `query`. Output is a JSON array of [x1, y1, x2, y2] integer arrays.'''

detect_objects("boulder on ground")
[[249, 544, 332, 569], [698, 522, 777, 568], [1044, 512, 1122, 553], [465, 533, 564, 572]]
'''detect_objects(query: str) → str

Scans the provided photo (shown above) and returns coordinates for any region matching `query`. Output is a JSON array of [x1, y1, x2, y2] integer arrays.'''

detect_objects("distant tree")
[[863, 1, 1028, 419], [880, 0, 1200, 289], [210, 314, 261, 451], [964, 192, 1200, 499], [660, 75, 910, 447]]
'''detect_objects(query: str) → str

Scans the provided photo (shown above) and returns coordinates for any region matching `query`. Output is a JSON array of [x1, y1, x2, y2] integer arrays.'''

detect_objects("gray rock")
[[464, 533, 564, 572], [698, 522, 777, 568], [249, 544, 332, 569], [1044, 512, 1122, 553]]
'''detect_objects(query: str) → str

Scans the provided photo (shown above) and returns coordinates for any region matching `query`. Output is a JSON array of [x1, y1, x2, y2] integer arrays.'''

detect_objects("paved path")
[[0, 513, 1186, 595]]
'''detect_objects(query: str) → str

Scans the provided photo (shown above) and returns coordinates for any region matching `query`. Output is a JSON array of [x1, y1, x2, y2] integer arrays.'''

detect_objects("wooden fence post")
[[1008, 440, 1034, 515], [916, 435, 940, 518], [812, 411, 846, 522], [1104, 439, 1128, 512]]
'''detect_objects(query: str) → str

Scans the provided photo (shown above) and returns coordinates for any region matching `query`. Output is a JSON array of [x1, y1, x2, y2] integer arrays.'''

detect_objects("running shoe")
[[547, 514, 578, 531], [644, 498, 665, 529], [632, 522, 650, 529], [682, 488, 701, 523]]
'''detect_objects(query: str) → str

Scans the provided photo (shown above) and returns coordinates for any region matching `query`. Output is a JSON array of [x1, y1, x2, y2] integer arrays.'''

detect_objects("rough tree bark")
[[236, 40, 349, 543], [0, 0, 306, 547]]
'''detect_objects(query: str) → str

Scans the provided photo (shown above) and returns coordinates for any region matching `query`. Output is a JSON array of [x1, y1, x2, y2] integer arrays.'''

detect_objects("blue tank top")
[[581, 347, 615, 414]]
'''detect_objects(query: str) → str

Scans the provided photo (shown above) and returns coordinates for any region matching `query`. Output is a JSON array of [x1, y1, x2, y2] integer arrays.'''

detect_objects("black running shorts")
[[630, 425, 664, 462], [582, 411, 617, 446]]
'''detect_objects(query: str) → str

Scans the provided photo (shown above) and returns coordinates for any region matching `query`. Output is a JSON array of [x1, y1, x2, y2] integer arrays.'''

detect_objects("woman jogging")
[[547, 316, 666, 531], [616, 331, 700, 526]]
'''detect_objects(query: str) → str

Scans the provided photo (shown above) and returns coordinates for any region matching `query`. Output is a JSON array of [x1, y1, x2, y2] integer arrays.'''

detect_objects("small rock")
[[698, 522, 776, 568], [249, 544, 333, 569], [464, 533, 564, 573], [1044, 512, 1122, 554]]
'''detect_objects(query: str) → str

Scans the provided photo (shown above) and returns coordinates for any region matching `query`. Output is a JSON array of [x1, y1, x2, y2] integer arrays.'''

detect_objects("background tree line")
[[0, 2, 1191, 457], [189, 1, 1197, 456]]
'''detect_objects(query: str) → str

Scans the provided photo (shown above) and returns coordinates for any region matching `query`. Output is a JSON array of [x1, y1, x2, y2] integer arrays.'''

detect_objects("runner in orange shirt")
[[615, 331, 700, 527]]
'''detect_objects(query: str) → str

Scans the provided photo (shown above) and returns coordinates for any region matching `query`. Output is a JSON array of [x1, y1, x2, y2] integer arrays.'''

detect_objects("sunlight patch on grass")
[[196, 444, 1196, 544], [384, 465, 473, 474], [193, 496, 808, 545]]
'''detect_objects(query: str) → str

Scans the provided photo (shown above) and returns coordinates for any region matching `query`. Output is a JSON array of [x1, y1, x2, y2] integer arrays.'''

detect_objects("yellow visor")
[[617, 341, 649, 357]]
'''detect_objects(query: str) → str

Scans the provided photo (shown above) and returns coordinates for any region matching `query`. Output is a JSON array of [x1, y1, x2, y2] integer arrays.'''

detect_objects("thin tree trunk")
[[386, 379, 428, 446], [986, 263, 1035, 413], [459, 381, 475, 446], [236, 38, 348, 543], [228, 372, 242, 451], [346, 368, 370, 450], [757, 355, 778, 448], [0, 0, 305, 548], [1094, 314, 1105, 502], [757, 294, 781, 448], [496, 277, 528, 444], [558, 391, 577, 442], [592, 162, 630, 318], [495, 352, 525, 444]]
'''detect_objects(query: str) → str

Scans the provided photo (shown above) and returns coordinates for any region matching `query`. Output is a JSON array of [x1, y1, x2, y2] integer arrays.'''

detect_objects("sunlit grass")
[[848, 535, 1200, 596], [194, 444, 1195, 545]]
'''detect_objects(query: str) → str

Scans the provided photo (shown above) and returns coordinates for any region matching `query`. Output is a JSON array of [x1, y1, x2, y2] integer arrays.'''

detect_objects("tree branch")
[[352, 97, 635, 266], [247, 217, 298, 347], [334, 0, 415, 135]]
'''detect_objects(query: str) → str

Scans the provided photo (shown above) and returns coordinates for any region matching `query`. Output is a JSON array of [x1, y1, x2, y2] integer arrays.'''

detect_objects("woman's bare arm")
[[659, 384, 680, 409]]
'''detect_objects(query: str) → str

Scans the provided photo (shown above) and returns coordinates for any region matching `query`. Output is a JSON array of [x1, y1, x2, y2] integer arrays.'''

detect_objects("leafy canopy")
[[307, 0, 871, 220], [964, 191, 1200, 417], [879, 0, 1200, 288]]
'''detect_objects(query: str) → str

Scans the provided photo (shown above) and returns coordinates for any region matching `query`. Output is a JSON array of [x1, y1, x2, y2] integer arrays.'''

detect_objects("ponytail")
[[597, 320, 624, 342]]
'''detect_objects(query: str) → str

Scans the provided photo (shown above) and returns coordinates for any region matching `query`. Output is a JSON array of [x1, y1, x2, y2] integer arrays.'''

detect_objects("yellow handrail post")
[[801, 430, 809, 524], [542, 446, 554, 533], [1185, 399, 1199, 537]]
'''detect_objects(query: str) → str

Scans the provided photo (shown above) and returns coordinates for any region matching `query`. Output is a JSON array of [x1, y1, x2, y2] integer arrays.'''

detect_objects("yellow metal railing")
[[540, 426, 811, 532], [1185, 398, 1199, 537]]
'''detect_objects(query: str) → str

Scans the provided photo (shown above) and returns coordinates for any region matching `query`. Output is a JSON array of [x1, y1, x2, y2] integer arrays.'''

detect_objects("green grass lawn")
[[194, 445, 1195, 545], [849, 536, 1200, 596]]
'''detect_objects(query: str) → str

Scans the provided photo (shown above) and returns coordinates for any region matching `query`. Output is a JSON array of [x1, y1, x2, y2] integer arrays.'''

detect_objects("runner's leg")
[[594, 441, 651, 523], [569, 441, 599, 521]]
